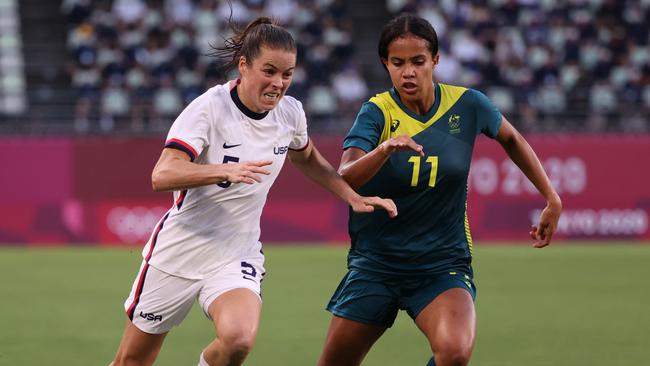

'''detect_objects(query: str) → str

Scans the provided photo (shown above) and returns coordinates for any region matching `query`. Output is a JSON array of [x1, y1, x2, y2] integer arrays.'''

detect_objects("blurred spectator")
[[70, 61, 100, 132], [306, 83, 338, 130], [113, 0, 146, 25], [99, 75, 130, 133], [331, 65, 368, 119], [61, 0, 92, 25], [216, 0, 251, 24], [151, 73, 182, 132], [264, 0, 295, 24], [486, 87, 515, 115], [434, 53, 461, 84], [124, 63, 151, 132]]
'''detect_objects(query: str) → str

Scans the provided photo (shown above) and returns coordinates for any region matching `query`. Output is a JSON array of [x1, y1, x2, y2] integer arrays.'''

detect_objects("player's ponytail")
[[210, 16, 296, 72]]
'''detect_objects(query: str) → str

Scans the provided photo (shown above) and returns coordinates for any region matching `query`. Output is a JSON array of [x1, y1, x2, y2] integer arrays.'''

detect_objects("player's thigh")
[[207, 289, 262, 343], [319, 270, 399, 366], [414, 287, 476, 353], [200, 256, 265, 341], [318, 315, 387, 366]]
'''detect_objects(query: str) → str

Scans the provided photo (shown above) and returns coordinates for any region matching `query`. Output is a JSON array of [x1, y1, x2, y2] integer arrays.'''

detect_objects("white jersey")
[[142, 80, 309, 279]]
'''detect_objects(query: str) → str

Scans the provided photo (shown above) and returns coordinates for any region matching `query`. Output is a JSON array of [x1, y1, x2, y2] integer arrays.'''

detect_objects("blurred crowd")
[[63, 0, 649, 134], [392, 0, 650, 133], [63, 0, 364, 133]]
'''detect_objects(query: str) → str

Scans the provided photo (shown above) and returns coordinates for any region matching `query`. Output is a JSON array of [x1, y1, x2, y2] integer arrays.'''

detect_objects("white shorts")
[[123, 253, 265, 334]]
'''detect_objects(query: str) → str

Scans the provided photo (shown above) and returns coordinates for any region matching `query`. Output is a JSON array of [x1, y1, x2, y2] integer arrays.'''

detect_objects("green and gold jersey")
[[343, 83, 502, 276]]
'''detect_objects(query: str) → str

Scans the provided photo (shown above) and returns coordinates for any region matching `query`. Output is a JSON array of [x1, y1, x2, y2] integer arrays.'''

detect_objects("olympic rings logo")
[[106, 206, 167, 244]]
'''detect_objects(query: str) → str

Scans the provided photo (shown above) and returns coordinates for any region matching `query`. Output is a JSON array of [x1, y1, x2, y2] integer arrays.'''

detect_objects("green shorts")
[[326, 269, 476, 328]]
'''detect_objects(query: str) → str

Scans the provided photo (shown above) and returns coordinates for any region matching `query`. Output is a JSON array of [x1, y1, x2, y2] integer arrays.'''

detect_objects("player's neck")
[[231, 83, 269, 120], [236, 84, 255, 112], [402, 83, 435, 116]]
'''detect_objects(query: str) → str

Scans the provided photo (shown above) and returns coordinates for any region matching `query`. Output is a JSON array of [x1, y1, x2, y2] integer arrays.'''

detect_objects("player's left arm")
[[495, 117, 562, 248], [288, 140, 397, 218]]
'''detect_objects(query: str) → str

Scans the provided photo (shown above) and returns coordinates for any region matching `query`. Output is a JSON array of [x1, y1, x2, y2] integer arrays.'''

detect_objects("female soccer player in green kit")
[[317, 14, 562, 366]]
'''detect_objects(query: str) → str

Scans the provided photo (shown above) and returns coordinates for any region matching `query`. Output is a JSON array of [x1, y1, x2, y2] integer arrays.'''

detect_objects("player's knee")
[[111, 353, 153, 366], [220, 329, 256, 359], [436, 343, 472, 366]]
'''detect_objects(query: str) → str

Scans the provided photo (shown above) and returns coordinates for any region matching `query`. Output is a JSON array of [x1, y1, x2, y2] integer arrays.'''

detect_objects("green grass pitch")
[[1, 243, 649, 365]]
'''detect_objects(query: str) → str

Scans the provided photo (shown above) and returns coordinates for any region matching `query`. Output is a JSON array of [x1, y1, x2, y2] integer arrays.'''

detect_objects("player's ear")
[[238, 56, 248, 75], [432, 54, 440, 67]]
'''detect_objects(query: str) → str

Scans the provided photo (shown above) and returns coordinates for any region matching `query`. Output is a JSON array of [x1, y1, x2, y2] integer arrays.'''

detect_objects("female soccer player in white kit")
[[109, 17, 397, 366]]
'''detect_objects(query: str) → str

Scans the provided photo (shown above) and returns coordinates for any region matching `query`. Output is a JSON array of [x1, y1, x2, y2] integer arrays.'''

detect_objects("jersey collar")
[[230, 80, 269, 120], [389, 83, 441, 123]]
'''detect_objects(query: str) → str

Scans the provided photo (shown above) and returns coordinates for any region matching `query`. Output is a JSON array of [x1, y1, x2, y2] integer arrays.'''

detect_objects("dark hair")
[[378, 14, 439, 63], [210, 16, 297, 72]]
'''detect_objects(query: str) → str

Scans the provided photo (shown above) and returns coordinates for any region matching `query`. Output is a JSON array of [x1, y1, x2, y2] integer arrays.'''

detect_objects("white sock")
[[198, 352, 210, 366]]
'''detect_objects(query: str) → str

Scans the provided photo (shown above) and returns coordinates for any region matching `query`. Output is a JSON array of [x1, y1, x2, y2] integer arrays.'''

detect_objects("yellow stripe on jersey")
[[369, 83, 468, 144], [464, 199, 473, 255]]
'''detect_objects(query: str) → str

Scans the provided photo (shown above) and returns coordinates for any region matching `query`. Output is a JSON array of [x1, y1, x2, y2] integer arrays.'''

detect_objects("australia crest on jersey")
[[448, 114, 461, 134]]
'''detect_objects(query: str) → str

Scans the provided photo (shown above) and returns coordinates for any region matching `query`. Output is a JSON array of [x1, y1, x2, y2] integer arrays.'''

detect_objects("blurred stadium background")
[[0, 0, 649, 365]]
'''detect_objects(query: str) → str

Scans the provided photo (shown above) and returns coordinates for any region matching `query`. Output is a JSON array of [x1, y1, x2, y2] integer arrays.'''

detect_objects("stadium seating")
[[0, 0, 26, 116], [3, 0, 648, 134]]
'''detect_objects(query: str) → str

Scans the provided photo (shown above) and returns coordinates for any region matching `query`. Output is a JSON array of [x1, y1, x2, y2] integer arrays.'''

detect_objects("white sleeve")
[[164, 95, 211, 161], [289, 99, 309, 151]]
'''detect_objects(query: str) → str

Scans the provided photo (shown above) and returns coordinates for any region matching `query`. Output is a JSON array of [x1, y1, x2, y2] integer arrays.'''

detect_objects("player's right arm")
[[338, 101, 424, 190], [339, 135, 424, 190], [151, 148, 272, 192]]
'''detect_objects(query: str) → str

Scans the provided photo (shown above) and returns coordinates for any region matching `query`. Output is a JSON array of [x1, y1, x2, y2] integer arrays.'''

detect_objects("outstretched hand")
[[223, 160, 272, 184], [530, 202, 561, 248], [350, 196, 398, 218], [380, 135, 424, 157]]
